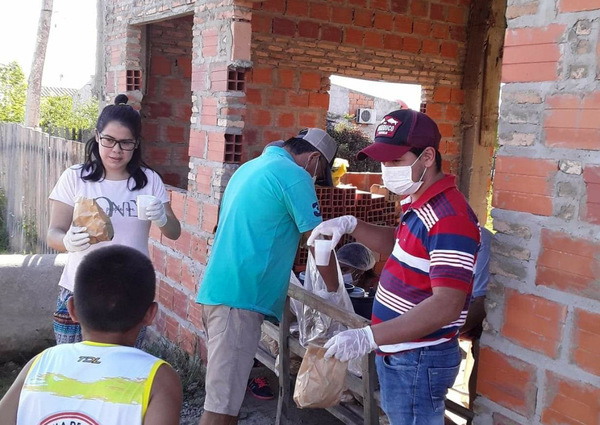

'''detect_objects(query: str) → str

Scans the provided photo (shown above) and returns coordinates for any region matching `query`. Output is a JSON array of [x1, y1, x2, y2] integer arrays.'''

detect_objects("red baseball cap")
[[357, 109, 441, 162]]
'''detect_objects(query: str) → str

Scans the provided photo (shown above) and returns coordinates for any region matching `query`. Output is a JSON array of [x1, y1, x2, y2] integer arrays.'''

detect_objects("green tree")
[[40, 96, 98, 131], [328, 118, 380, 173], [0, 62, 27, 123]]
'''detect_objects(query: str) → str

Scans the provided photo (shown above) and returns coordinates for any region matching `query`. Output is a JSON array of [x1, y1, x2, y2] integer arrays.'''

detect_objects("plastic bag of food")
[[293, 344, 347, 408], [290, 251, 354, 347], [72, 197, 114, 244], [289, 253, 363, 377]]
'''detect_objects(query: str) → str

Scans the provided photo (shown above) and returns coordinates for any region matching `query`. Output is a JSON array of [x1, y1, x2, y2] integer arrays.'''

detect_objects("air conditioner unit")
[[356, 108, 377, 124]]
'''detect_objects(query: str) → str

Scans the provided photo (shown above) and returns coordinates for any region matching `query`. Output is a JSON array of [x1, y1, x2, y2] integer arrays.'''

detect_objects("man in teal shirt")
[[197, 128, 338, 425]]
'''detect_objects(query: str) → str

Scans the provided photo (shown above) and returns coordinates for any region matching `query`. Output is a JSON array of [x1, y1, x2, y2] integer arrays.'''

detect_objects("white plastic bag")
[[290, 251, 362, 377], [291, 251, 354, 347]]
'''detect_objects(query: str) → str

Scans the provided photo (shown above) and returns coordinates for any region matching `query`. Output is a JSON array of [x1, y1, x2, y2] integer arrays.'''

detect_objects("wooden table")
[[256, 283, 474, 424]]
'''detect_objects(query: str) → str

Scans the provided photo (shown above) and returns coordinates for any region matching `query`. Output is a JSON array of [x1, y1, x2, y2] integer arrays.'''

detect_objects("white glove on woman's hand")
[[63, 226, 90, 252], [324, 326, 378, 363], [145, 198, 168, 227], [307, 215, 357, 248]]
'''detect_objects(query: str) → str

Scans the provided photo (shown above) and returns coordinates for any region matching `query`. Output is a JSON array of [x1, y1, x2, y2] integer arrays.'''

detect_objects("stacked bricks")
[[477, 2, 600, 424], [140, 15, 193, 189], [294, 185, 398, 270]]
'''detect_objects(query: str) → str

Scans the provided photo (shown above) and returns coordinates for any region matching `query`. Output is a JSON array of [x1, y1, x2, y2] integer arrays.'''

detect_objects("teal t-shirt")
[[196, 146, 322, 320]]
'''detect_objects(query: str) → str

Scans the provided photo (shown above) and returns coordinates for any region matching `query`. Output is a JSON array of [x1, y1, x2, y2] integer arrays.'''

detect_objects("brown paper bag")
[[73, 197, 114, 244], [293, 345, 347, 409]]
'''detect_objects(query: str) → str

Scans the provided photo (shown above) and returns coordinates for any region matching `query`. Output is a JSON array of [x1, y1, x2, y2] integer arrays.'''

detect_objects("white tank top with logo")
[[17, 341, 166, 425]]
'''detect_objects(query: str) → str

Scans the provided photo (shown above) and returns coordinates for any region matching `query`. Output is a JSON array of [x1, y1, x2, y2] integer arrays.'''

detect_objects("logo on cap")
[[375, 116, 402, 139]]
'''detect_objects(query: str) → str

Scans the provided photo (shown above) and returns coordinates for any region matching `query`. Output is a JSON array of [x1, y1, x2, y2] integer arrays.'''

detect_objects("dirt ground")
[[0, 361, 23, 398], [180, 365, 344, 425]]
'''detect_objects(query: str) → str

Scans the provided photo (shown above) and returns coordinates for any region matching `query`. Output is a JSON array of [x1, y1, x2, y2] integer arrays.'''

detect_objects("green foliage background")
[[0, 62, 97, 131], [39, 95, 98, 130], [0, 62, 27, 123], [327, 118, 380, 173]]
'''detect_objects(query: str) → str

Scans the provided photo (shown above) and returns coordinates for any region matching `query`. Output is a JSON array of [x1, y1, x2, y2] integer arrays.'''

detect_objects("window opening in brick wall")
[[227, 68, 245, 91], [420, 102, 427, 113], [224, 134, 243, 163], [327, 75, 422, 173], [126, 70, 142, 91], [139, 15, 193, 190]]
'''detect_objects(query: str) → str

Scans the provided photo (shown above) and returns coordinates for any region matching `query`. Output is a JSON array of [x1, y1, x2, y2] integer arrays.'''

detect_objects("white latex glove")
[[145, 198, 168, 227], [63, 225, 90, 252], [307, 215, 357, 248], [324, 326, 378, 362]]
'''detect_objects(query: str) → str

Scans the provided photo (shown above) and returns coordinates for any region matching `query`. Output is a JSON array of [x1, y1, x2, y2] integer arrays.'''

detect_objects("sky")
[[330, 75, 422, 110], [1, 0, 97, 89], [0, 1, 422, 105]]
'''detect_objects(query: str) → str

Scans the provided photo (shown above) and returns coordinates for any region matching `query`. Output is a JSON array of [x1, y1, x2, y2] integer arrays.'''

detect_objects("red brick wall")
[[141, 16, 193, 189], [244, 0, 471, 172], [341, 172, 383, 192], [101, 0, 231, 357], [149, 188, 210, 357], [480, 1, 600, 423], [243, 66, 330, 160], [349, 91, 375, 116], [101, 0, 484, 367]]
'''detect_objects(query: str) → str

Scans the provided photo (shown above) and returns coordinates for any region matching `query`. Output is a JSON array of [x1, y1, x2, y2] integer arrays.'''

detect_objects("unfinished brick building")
[[476, 1, 600, 424], [98, 0, 600, 423]]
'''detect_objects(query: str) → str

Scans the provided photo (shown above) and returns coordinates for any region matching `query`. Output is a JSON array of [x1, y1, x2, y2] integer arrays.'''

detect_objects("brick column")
[[103, 1, 144, 105], [475, 2, 600, 424], [152, 0, 255, 354], [427, 85, 465, 176]]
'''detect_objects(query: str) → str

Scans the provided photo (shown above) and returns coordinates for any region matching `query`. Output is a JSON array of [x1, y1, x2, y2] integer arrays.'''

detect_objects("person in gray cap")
[[196, 128, 338, 425]]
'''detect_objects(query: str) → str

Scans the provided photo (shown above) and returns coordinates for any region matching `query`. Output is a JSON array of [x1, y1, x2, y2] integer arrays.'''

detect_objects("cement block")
[[492, 219, 532, 240], [0, 254, 66, 361], [559, 160, 583, 175]]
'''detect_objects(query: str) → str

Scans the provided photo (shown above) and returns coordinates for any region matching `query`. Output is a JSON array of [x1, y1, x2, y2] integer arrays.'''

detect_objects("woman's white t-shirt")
[[49, 165, 169, 291]]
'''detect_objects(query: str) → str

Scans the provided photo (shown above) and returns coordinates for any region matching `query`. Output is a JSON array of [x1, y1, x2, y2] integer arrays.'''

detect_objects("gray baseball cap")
[[296, 128, 338, 187]]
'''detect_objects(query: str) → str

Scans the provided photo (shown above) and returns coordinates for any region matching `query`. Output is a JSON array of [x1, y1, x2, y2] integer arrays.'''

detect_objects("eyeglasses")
[[98, 133, 138, 151]]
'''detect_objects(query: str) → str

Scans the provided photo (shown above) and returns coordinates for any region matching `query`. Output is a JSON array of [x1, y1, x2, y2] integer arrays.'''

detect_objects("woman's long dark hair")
[[81, 94, 158, 191]]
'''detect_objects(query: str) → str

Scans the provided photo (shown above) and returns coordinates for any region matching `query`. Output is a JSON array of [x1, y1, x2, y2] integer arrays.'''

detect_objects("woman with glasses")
[[47, 94, 181, 345]]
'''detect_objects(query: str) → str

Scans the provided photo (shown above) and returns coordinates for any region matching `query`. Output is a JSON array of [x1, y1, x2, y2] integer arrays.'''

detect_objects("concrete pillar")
[[0, 254, 66, 361]]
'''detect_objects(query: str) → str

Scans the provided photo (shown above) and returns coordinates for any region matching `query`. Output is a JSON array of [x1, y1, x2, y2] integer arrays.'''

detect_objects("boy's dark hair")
[[81, 94, 158, 191], [74, 245, 156, 333], [410, 147, 442, 172]]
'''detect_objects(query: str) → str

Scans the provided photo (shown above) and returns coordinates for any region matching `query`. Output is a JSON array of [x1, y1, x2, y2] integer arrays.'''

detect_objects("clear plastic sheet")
[[290, 252, 362, 377]]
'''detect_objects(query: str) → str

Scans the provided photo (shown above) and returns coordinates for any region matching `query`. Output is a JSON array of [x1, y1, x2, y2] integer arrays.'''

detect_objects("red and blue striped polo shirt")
[[372, 175, 480, 353]]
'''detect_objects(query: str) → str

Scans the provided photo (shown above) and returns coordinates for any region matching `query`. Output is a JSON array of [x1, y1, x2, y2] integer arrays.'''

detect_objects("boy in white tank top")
[[0, 245, 182, 425]]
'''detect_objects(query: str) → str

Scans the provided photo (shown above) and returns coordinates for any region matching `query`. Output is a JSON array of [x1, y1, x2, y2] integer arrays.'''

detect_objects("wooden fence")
[[41, 126, 94, 143], [0, 123, 85, 253]]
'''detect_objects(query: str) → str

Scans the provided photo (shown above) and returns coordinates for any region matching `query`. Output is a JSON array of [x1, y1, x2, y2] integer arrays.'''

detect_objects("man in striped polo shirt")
[[308, 109, 480, 425]]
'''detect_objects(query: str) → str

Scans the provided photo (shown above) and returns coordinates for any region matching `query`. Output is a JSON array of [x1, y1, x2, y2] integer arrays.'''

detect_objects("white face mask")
[[381, 153, 427, 196], [343, 273, 354, 285], [305, 154, 320, 184]]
